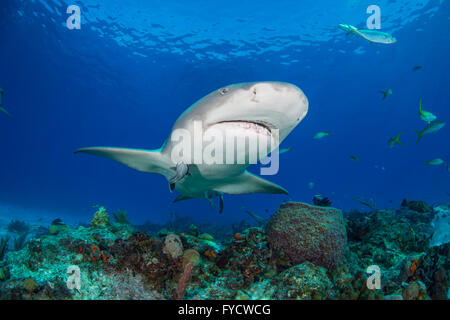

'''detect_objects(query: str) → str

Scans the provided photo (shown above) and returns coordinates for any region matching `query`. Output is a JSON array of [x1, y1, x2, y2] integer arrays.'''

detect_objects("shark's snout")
[[204, 81, 308, 142]]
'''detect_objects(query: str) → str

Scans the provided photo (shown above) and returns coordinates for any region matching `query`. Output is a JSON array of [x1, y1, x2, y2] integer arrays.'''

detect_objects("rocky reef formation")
[[0, 201, 448, 300]]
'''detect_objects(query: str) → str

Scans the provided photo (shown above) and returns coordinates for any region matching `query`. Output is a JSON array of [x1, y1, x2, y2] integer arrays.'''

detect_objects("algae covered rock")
[[267, 202, 347, 269], [271, 262, 335, 299], [402, 280, 427, 300], [401, 199, 431, 213], [429, 204, 450, 247], [215, 227, 271, 288], [23, 277, 38, 293]]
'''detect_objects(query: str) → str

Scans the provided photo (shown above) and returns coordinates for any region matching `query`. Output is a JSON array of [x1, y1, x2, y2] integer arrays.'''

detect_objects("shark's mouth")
[[215, 120, 273, 136]]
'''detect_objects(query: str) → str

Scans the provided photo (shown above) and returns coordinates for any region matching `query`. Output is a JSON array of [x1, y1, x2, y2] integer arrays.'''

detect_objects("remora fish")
[[75, 82, 308, 211], [168, 161, 191, 192]]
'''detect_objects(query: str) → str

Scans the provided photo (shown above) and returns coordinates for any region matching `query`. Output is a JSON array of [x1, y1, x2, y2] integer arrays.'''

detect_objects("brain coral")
[[266, 202, 347, 269]]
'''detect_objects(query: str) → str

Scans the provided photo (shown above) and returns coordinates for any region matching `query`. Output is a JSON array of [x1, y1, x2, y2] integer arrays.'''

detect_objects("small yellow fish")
[[380, 88, 392, 100], [425, 158, 444, 166], [279, 147, 291, 154], [418, 99, 436, 124], [388, 132, 403, 148], [313, 132, 330, 139]]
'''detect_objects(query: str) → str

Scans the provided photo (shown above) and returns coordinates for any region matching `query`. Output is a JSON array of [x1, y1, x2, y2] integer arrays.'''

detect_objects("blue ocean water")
[[0, 0, 449, 226]]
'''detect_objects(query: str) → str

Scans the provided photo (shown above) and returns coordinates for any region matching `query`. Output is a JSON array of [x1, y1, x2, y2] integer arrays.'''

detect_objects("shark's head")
[[182, 81, 308, 143]]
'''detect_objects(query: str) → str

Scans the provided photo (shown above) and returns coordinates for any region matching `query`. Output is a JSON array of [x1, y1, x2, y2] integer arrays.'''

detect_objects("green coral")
[[0, 267, 9, 282], [198, 233, 214, 241], [13, 233, 28, 251], [0, 236, 9, 261], [112, 210, 130, 225], [49, 224, 70, 235], [90, 206, 110, 228]]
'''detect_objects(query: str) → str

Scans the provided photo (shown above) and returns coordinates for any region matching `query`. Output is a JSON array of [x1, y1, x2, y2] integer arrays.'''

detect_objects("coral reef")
[[0, 200, 448, 300]]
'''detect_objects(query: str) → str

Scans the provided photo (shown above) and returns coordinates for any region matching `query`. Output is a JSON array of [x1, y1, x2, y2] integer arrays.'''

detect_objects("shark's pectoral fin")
[[214, 171, 288, 195], [74, 147, 172, 177]]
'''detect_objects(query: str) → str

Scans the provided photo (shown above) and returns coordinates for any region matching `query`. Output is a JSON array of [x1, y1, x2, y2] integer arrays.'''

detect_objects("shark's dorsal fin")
[[74, 147, 172, 177], [214, 171, 288, 195]]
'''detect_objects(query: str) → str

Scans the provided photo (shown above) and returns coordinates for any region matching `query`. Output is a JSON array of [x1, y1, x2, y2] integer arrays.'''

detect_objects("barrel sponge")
[[267, 202, 347, 269]]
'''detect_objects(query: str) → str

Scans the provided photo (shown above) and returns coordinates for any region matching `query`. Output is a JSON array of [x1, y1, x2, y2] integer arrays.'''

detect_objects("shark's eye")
[[219, 88, 229, 95]]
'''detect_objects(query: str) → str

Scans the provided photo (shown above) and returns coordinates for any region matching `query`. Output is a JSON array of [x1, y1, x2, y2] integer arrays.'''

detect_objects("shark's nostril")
[[219, 88, 229, 95]]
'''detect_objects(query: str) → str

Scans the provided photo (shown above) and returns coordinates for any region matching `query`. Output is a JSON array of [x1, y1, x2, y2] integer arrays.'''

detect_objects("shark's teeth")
[[218, 121, 271, 136]]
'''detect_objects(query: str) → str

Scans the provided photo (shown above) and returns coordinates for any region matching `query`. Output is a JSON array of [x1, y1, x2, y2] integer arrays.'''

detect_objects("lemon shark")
[[75, 82, 308, 212]]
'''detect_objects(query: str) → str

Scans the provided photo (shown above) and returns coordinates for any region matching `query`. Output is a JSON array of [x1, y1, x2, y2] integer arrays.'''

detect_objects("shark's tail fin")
[[75, 147, 173, 178], [414, 130, 423, 143]]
